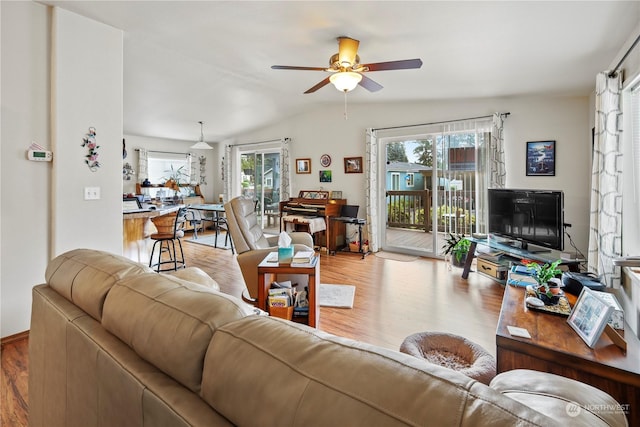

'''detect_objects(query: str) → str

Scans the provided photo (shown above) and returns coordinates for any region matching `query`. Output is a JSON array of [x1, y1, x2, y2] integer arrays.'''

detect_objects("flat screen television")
[[488, 189, 564, 251]]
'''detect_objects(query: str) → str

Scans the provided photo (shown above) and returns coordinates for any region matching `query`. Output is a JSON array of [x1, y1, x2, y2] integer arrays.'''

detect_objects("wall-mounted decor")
[[123, 162, 135, 181], [81, 127, 100, 171], [320, 153, 332, 167], [296, 158, 311, 174], [344, 156, 363, 174], [199, 155, 207, 185], [526, 140, 555, 176], [319, 170, 332, 182]]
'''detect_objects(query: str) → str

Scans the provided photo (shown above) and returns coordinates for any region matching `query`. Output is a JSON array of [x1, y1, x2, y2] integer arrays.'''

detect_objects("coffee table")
[[496, 284, 640, 425], [257, 254, 319, 327]]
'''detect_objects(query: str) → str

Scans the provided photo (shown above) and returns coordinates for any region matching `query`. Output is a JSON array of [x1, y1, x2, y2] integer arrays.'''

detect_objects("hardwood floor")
[[1, 231, 505, 426]]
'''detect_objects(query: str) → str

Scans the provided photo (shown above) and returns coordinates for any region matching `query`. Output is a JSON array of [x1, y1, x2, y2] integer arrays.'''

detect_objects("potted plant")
[[442, 233, 470, 267], [525, 259, 562, 305]]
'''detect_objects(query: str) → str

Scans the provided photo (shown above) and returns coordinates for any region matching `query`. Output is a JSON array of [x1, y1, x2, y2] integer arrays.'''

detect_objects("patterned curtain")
[[280, 137, 291, 201], [224, 144, 232, 202], [365, 129, 379, 252], [489, 112, 506, 188], [588, 71, 623, 287], [137, 148, 148, 182]]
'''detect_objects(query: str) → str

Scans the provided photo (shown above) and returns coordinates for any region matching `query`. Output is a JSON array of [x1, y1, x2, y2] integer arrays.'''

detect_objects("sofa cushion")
[[45, 248, 152, 321], [102, 272, 253, 393], [201, 316, 559, 426]]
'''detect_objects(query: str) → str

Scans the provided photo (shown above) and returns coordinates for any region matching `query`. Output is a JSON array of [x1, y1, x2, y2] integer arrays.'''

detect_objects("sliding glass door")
[[239, 149, 281, 232], [380, 121, 490, 257]]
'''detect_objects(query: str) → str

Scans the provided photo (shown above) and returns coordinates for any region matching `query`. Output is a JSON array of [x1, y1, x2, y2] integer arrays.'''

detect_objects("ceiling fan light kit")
[[329, 72, 362, 92], [191, 121, 213, 150]]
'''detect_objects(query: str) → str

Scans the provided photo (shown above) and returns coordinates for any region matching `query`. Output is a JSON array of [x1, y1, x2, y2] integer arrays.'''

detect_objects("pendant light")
[[190, 121, 213, 150]]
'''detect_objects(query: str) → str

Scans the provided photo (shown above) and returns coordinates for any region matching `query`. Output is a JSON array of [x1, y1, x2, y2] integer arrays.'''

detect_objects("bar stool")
[[149, 207, 187, 272]]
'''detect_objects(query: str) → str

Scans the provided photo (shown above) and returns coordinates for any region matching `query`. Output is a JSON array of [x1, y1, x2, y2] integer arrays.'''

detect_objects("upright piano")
[[279, 190, 346, 253]]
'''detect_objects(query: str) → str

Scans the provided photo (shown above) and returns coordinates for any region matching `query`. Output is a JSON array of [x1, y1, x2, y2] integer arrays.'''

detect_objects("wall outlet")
[[84, 186, 101, 200]]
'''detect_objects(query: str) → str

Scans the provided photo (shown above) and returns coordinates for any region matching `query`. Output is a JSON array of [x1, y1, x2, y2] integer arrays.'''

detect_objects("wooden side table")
[[257, 255, 319, 327], [496, 285, 640, 425]]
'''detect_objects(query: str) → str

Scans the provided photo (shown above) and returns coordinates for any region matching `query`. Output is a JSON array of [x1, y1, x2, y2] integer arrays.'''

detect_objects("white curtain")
[[489, 112, 506, 188], [365, 129, 379, 252], [280, 137, 292, 201], [588, 71, 623, 287]]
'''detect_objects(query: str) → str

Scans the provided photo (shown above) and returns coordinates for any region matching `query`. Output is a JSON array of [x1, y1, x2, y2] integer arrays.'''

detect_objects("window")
[[147, 152, 191, 184], [406, 173, 415, 187], [391, 173, 400, 190]]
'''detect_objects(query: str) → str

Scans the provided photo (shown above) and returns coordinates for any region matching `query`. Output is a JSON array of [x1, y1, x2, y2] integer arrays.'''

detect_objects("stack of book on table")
[[506, 265, 537, 287], [291, 251, 315, 266], [267, 281, 309, 319]]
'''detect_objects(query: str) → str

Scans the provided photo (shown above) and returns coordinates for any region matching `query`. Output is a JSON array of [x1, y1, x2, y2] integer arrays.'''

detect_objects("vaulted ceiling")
[[42, 1, 640, 143]]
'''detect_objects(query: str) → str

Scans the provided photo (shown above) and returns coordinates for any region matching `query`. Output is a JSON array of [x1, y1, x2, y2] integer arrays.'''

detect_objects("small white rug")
[[184, 234, 233, 249], [319, 284, 356, 308]]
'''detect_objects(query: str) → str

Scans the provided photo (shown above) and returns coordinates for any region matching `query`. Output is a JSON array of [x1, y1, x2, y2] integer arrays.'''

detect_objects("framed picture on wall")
[[296, 158, 311, 174], [526, 141, 555, 176], [319, 170, 332, 183], [344, 156, 363, 174]]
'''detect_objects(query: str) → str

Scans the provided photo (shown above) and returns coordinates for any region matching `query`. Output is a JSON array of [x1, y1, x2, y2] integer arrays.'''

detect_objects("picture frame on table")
[[344, 156, 363, 174], [330, 190, 343, 200], [296, 158, 311, 174], [567, 287, 614, 348], [526, 140, 555, 176]]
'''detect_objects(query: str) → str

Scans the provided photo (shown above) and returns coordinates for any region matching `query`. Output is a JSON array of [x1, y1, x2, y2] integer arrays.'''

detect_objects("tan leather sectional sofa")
[[29, 249, 627, 426]]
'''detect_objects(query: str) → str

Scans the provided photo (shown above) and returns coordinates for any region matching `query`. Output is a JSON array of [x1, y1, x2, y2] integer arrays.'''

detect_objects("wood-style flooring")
[[1, 231, 505, 426]]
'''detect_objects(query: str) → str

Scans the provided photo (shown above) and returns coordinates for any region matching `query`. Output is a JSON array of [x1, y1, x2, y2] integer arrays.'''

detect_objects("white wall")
[[123, 134, 220, 202], [230, 95, 592, 255], [1, 1, 51, 337], [51, 8, 123, 256], [0, 4, 124, 337]]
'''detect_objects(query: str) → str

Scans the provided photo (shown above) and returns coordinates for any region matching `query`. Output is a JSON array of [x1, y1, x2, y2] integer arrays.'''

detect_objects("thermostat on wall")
[[27, 149, 53, 162]]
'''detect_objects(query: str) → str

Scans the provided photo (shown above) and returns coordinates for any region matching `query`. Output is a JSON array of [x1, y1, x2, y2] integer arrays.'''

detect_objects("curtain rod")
[[228, 138, 283, 148], [372, 112, 510, 132], [135, 149, 191, 156], [608, 33, 640, 78]]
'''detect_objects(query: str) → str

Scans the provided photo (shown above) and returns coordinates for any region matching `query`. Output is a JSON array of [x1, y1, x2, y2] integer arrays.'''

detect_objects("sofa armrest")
[[490, 369, 628, 427]]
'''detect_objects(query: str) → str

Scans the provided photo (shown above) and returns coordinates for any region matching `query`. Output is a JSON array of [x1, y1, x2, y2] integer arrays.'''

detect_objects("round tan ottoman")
[[400, 332, 496, 385]]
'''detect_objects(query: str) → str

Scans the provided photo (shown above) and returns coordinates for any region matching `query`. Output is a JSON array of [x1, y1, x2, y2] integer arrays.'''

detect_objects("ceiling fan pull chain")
[[343, 91, 348, 120]]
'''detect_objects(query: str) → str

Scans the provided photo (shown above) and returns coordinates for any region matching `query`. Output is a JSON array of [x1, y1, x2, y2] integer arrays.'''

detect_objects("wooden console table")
[[496, 285, 640, 425], [257, 254, 319, 327], [462, 236, 581, 280]]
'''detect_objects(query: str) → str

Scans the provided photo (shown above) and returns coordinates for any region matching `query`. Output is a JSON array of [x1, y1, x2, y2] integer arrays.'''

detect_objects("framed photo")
[[319, 170, 332, 183], [330, 190, 343, 199], [526, 140, 555, 176], [296, 158, 311, 174], [567, 287, 614, 348], [344, 156, 363, 174]]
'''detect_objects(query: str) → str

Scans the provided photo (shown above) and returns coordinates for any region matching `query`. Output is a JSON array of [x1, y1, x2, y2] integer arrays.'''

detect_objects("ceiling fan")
[[271, 37, 423, 94]]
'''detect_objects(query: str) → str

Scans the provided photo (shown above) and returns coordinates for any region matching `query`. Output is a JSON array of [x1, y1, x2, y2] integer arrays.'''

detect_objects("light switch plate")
[[84, 187, 101, 200]]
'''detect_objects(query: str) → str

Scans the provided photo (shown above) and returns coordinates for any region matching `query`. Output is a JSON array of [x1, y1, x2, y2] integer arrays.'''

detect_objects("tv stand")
[[461, 236, 580, 280]]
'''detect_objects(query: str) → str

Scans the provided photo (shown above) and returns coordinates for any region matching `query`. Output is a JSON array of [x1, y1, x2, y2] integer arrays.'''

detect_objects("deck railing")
[[386, 190, 476, 235]]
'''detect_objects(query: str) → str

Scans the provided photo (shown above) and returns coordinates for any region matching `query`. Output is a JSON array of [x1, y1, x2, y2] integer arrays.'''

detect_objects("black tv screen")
[[488, 189, 564, 251]]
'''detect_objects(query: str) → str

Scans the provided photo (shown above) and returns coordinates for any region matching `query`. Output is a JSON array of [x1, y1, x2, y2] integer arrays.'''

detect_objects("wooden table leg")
[[461, 241, 477, 279]]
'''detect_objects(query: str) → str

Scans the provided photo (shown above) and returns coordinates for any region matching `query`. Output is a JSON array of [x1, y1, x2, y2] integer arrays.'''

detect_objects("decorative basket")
[[349, 243, 369, 253]]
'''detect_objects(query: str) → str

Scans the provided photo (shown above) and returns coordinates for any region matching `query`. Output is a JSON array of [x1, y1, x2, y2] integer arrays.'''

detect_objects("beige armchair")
[[224, 197, 314, 303]]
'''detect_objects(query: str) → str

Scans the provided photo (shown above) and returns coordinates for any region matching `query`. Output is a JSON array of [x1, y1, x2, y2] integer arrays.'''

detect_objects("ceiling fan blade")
[[271, 65, 327, 71], [338, 37, 359, 66], [304, 76, 331, 94], [362, 58, 423, 72], [358, 75, 383, 92]]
